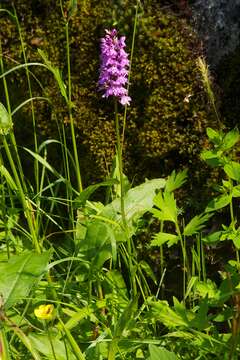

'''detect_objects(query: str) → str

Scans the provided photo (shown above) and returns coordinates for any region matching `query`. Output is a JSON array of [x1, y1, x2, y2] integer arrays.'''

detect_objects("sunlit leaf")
[[224, 161, 240, 182], [183, 213, 212, 236], [151, 232, 179, 247], [222, 128, 239, 150], [152, 191, 177, 223], [165, 169, 188, 193], [0, 251, 51, 309], [149, 344, 178, 360], [205, 194, 231, 212]]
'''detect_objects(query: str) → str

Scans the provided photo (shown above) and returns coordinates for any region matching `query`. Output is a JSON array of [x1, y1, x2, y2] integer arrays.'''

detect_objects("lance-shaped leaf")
[[205, 194, 231, 212]]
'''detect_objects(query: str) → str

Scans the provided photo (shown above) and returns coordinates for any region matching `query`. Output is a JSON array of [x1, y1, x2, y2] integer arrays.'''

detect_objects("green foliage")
[[0, 251, 51, 309], [148, 344, 178, 360]]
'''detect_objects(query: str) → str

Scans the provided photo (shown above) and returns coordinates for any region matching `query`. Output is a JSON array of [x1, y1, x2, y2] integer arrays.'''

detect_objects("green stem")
[[121, 0, 139, 146], [45, 323, 57, 360], [13, 5, 39, 192], [114, 100, 136, 296], [176, 222, 190, 301], [0, 39, 40, 252], [65, 21, 83, 193], [2, 138, 40, 253], [0, 326, 11, 360], [229, 180, 240, 267]]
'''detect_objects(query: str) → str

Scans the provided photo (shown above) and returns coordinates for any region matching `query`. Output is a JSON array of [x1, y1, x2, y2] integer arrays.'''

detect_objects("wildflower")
[[34, 304, 54, 320], [98, 29, 131, 106]]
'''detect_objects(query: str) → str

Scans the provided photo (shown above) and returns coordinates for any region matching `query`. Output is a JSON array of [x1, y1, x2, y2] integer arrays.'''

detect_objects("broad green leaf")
[[201, 149, 226, 167], [0, 102, 13, 135], [206, 127, 222, 145], [183, 213, 212, 236], [222, 128, 239, 150], [152, 191, 177, 223], [151, 232, 179, 247], [165, 169, 188, 193], [73, 179, 118, 207], [148, 300, 188, 328], [29, 333, 76, 360], [224, 161, 240, 181], [77, 220, 125, 271], [101, 178, 166, 234], [205, 194, 231, 212], [0, 251, 51, 309], [202, 231, 222, 244], [149, 344, 178, 360], [232, 185, 240, 197]]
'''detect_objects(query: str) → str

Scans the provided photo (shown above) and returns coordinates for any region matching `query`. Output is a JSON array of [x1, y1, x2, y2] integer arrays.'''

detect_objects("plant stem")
[[13, 5, 39, 192], [176, 221, 190, 301], [65, 20, 83, 193], [0, 326, 11, 360], [121, 0, 139, 146], [114, 100, 136, 296]]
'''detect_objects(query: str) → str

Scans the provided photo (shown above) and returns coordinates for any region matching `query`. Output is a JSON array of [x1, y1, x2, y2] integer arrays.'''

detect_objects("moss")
[[0, 0, 216, 200]]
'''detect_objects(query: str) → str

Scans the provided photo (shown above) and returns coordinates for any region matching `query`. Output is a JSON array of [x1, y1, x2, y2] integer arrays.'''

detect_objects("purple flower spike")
[[98, 29, 131, 106]]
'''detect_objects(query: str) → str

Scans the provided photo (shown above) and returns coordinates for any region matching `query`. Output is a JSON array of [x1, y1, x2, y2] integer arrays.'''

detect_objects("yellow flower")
[[34, 304, 54, 320]]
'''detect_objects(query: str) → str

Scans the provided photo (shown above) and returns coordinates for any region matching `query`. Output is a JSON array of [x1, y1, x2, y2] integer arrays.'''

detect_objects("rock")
[[191, 0, 240, 67]]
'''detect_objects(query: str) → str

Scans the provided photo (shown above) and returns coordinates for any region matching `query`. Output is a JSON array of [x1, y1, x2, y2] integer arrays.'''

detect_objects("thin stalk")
[[45, 324, 57, 360], [0, 39, 40, 251], [13, 5, 39, 192], [175, 221, 190, 301], [121, 0, 139, 146], [0, 40, 27, 194], [159, 220, 164, 298], [229, 180, 240, 268], [0, 327, 11, 360], [114, 100, 136, 296], [2, 137, 40, 253], [65, 21, 83, 193], [200, 236, 207, 282]]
